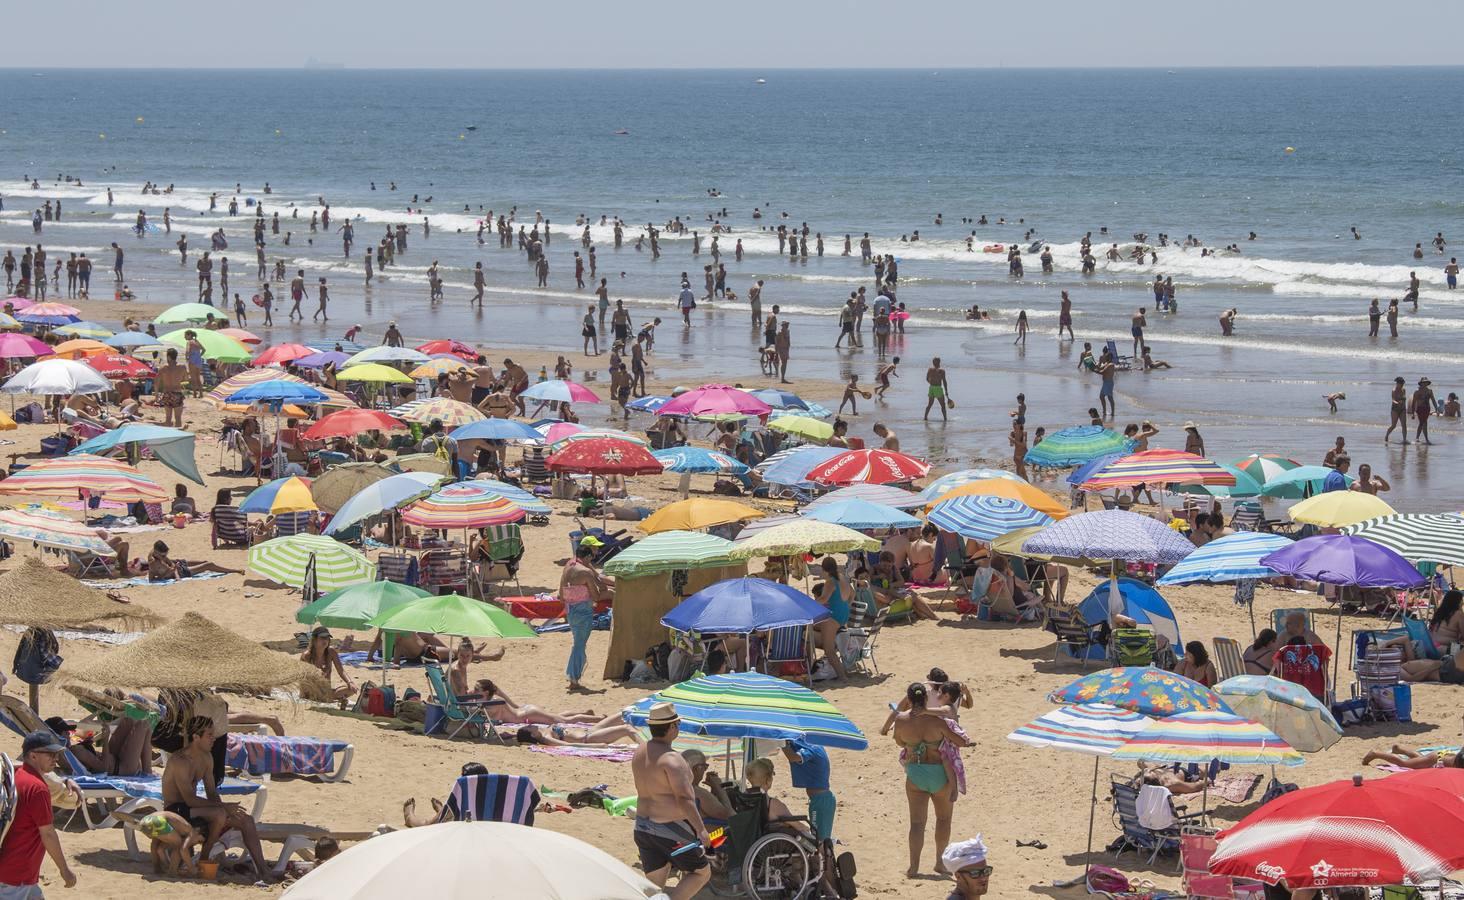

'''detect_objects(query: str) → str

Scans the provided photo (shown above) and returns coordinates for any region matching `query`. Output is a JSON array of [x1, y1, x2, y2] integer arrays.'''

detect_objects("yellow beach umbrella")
[[767, 415, 834, 441], [639, 498, 765, 534], [923, 478, 1069, 519], [335, 363, 414, 384], [410, 358, 469, 379], [1288, 491, 1396, 528], [727, 519, 879, 559], [47, 339, 112, 359]]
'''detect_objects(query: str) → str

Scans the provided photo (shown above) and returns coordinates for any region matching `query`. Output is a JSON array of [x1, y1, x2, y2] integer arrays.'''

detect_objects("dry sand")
[[0, 361, 1453, 900]]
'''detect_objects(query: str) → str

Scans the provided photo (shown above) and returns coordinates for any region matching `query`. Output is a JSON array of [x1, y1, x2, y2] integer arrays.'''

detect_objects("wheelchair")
[[718, 787, 857, 900]]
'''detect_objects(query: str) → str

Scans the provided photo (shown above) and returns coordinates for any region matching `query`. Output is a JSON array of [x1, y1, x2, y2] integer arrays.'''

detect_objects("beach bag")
[[1086, 865, 1130, 894], [12, 627, 61, 686], [1112, 628, 1156, 667]]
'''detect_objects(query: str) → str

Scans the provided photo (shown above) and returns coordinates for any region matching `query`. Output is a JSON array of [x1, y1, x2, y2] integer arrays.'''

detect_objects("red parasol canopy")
[[251, 343, 318, 367], [416, 339, 477, 361], [547, 437, 663, 476], [85, 354, 156, 379], [805, 448, 931, 486], [303, 408, 406, 441]]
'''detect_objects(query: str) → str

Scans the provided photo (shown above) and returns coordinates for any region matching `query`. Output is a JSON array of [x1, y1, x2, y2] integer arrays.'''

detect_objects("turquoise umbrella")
[[623, 672, 867, 750], [1025, 426, 1135, 468]]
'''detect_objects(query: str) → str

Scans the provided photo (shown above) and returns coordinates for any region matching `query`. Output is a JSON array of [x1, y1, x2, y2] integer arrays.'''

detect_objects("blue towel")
[[339, 650, 427, 669]]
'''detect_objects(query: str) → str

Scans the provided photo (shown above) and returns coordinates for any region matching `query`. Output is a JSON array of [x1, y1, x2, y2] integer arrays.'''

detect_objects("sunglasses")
[[959, 866, 993, 878]]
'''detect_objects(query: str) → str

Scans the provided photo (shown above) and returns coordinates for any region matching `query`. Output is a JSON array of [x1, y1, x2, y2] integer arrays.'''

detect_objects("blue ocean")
[[2, 68, 1462, 505]]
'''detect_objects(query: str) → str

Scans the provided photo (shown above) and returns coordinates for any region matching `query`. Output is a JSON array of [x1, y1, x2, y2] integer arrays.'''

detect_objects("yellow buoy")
[[1284, 146, 1295, 153]]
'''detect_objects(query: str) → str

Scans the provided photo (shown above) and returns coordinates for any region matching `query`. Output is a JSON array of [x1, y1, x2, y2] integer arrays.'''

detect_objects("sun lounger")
[[225, 733, 354, 783], [1212, 637, 1245, 681]]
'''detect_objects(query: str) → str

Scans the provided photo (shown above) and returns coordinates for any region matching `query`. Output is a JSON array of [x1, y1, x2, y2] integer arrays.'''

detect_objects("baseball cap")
[[579, 535, 605, 548], [23, 731, 65, 755]]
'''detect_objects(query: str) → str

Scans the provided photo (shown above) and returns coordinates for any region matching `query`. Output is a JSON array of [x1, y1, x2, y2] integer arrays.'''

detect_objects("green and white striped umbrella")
[[1341, 513, 1464, 566], [602, 530, 737, 578], [248, 534, 376, 590]]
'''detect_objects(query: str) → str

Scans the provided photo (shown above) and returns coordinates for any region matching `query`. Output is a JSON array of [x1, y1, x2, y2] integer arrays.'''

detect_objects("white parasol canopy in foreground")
[[2, 359, 112, 395], [282, 822, 661, 899]]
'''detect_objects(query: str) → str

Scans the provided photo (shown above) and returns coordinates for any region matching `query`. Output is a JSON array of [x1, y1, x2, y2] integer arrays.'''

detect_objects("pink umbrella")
[[656, 383, 772, 418], [252, 343, 318, 366], [540, 422, 585, 445], [0, 333, 54, 359], [1, 297, 33, 311]]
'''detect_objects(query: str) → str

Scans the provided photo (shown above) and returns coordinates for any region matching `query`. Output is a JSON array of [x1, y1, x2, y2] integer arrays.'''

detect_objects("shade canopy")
[[919, 468, 1026, 502], [1260, 464, 1351, 498], [335, 363, 414, 384], [71, 423, 202, 485], [344, 346, 430, 366], [1076, 578, 1182, 654], [226, 379, 329, 405], [457, 479, 551, 516], [415, 339, 477, 359], [1006, 703, 1149, 756], [155, 302, 226, 324], [240, 476, 316, 514], [656, 384, 771, 418], [652, 446, 750, 476], [766, 415, 834, 441], [369, 593, 536, 639], [209, 369, 355, 409], [547, 438, 661, 476], [1080, 449, 1237, 490], [400, 484, 527, 529], [805, 483, 924, 510], [2, 358, 111, 394], [662, 577, 830, 633], [322, 471, 446, 535], [756, 446, 845, 487], [1021, 510, 1196, 565], [296, 581, 432, 631], [311, 463, 396, 514], [391, 398, 486, 427], [1259, 534, 1426, 588], [1110, 710, 1303, 767], [623, 672, 867, 750], [0, 509, 116, 556], [304, 408, 406, 441], [159, 329, 251, 362], [921, 478, 1068, 518], [520, 379, 601, 404], [0, 454, 167, 502], [449, 418, 544, 442]]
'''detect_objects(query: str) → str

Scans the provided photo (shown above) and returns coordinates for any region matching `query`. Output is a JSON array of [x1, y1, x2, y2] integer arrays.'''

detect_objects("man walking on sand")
[[0, 731, 79, 896], [630, 703, 710, 900], [924, 357, 951, 422]]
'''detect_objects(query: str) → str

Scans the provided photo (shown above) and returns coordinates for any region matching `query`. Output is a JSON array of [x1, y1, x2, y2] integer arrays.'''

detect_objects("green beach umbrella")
[[602, 530, 736, 577], [248, 534, 376, 591], [767, 415, 834, 441], [155, 302, 227, 325], [368, 593, 537, 639], [1171, 464, 1264, 499], [296, 581, 431, 630], [159, 328, 251, 362]]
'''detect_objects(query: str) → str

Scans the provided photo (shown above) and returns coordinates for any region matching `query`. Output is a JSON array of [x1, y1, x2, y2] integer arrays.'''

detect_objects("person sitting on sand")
[[147, 540, 242, 582], [1362, 744, 1464, 769], [169, 484, 197, 518], [1174, 641, 1218, 687], [299, 627, 356, 707], [448, 638, 504, 698], [871, 552, 938, 620], [402, 762, 491, 827], [136, 809, 203, 876], [907, 524, 939, 584], [1140, 346, 1171, 370], [1402, 645, 1464, 685], [1243, 629, 1280, 676]]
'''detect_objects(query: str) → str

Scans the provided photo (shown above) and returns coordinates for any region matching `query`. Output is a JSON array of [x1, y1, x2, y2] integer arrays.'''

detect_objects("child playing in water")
[[838, 374, 868, 415], [875, 356, 900, 399], [1324, 392, 1347, 413]]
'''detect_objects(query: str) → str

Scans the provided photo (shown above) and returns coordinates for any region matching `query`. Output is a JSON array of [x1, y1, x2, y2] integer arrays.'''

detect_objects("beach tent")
[[1076, 577, 1183, 658], [602, 562, 747, 680], [71, 423, 203, 485]]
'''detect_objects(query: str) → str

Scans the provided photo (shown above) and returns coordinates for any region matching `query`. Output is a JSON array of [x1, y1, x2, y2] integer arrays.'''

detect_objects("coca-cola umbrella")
[[547, 437, 662, 476], [805, 448, 931, 486], [85, 354, 155, 379]]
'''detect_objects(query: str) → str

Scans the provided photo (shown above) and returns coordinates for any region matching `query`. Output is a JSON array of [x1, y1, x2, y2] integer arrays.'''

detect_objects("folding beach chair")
[[272, 510, 314, 538], [376, 551, 419, 586], [1212, 637, 1245, 682], [1181, 829, 1265, 899], [1110, 628, 1156, 667], [423, 664, 498, 740], [421, 548, 469, 594], [1354, 644, 1405, 720], [1043, 602, 1097, 668], [69, 551, 117, 579], [1271, 607, 1315, 636], [470, 523, 524, 598], [1104, 340, 1133, 371], [759, 625, 813, 686], [1230, 501, 1264, 532], [844, 605, 888, 676], [433, 774, 540, 825], [1108, 775, 1204, 866]]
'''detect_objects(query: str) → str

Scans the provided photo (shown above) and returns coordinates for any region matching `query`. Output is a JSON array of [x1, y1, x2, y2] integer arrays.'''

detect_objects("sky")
[[7, 1, 1459, 69]]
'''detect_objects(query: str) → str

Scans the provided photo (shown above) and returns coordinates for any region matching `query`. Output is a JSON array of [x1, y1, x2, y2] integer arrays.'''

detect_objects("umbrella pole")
[[1084, 754, 1099, 881], [1334, 589, 1345, 695]]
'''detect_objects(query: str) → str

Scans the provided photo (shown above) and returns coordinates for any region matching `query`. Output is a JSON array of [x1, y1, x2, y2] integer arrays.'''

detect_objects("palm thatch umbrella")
[[0, 558, 160, 631], [67, 612, 330, 699]]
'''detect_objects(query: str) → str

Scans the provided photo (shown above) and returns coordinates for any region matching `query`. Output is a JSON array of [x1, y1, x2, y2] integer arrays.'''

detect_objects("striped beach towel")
[[225, 734, 349, 777], [437, 774, 539, 825]]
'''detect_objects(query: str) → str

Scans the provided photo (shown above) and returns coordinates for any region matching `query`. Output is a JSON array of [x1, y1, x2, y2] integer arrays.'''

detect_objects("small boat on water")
[[754, 78, 766, 84], [614, 129, 630, 136]]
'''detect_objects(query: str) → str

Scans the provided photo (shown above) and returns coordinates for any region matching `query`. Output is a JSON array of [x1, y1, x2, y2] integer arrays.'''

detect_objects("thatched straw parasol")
[[0, 558, 160, 631], [67, 612, 330, 699]]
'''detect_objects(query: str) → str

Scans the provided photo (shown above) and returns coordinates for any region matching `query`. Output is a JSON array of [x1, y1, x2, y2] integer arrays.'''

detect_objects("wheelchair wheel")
[[742, 831, 814, 900]]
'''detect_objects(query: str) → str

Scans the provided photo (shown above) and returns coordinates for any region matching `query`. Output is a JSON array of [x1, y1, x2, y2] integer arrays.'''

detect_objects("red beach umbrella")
[[303, 408, 406, 441], [547, 437, 663, 476], [85, 354, 155, 379], [416, 339, 477, 361], [805, 448, 931, 486]]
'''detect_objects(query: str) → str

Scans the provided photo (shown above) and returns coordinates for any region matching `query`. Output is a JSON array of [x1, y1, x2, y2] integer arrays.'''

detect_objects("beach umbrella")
[[414, 339, 477, 360], [546, 438, 662, 476], [71, 423, 202, 484], [0, 454, 166, 504], [1260, 464, 1350, 499], [802, 498, 920, 531], [3, 358, 110, 395], [391, 397, 485, 427], [307, 339, 365, 354], [1022, 509, 1195, 565], [1049, 667, 1233, 716], [209, 369, 355, 409], [104, 332, 163, 350], [251, 343, 318, 366], [1210, 769, 1464, 889], [806, 483, 924, 510], [293, 350, 349, 369], [335, 362, 414, 384], [653, 446, 749, 476], [805, 448, 930, 486], [1169, 464, 1264, 499], [602, 531, 736, 578], [296, 581, 431, 631], [0, 297, 32, 310], [400, 484, 527, 529], [920, 467, 1027, 502], [322, 471, 446, 535], [248, 534, 375, 591], [1157, 532, 1294, 585], [311, 462, 396, 514], [731, 513, 800, 539], [84, 354, 154, 379], [926, 495, 1055, 542], [408, 358, 469, 379], [53, 322, 114, 340], [43, 339, 112, 360], [225, 379, 328, 406], [1080, 448, 1237, 491], [749, 388, 813, 411], [657, 384, 771, 419], [1025, 425, 1134, 468], [625, 395, 670, 414], [303, 408, 405, 441], [1112, 710, 1302, 767], [0, 312, 18, 329], [282, 821, 661, 900], [158, 328, 250, 362], [1057, 451, 1124, 491], [923, 478, 1069, 519], [17, 303, 81, 326], [240, 476, 316, 514], [368, 593, 536, 639], [449, 418, 542, 442], [546, 428, 649, 451], [639, 498, 764, 534], [0, 557, 158, 631], [219, 328, 262, 345], [766, 415, 834, 441], [1214, 675, 1342, 753], [0, 333, 52, 360], [1288, 491, 1395, 528], [1231, 453, 1301, 487], [0, 509, 118, 556], [537, 421, 584, 445], [662, 577, 830, 633], [154, 302, 224, 324], [1007, 703, 1152, 878], [458, 479, 550, 516], [1341, 512, 1464, 566], [344, 346, 430, 367], [520, 379, 601, 404], [392, 453, 453, 477], [756, 446, 844, 487], [623, 672, 867, 750], [728, 519, 880, 559]]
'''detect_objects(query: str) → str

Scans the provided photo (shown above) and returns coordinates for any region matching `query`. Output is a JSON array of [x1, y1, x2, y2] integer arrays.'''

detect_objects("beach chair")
[[759, 625, 814, 686], [1111, 628, 1157, 667], [433, 774, 540, 825], [1212, 637, 1245, 681], [376, 551, 419, 586], [1104, 339, 1133, 371], [521, 448, 549, 483], [667, 629, 708, 683], [1354, 644, 1405, 720], [1043, 602, 1096, 668], [1108, 775, 1202, 866], [69, 550, 117, 579], [1273, 643, 1333, 705], [470, 523, 523, 598], [1230, 501, 1264, 532], [272, 510, 314, 538], [421, 548, 469, 594], [1181, 829, 1265, 899], [1271, 607, 1315, 636], [844, 604, 888, 676], [423, 665, 496, 740]]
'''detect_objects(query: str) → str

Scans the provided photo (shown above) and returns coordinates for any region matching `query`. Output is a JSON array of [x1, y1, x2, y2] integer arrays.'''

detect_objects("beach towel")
[[225, 733, 349, 777], [535, 610, 611, 634], [83, 571, 227, 589], [339, 650, 426, 670], [2, 625, 144, 646], [1208, 772, 1261, 803], [503, 593, 612, 620], [528, 745, 636, 763], [437, 774, 539, 825]]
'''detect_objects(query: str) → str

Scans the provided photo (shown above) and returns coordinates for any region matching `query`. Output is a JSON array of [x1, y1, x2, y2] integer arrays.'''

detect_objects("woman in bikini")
[[1362, 744, 1464, 770], [299, 627, 356, 707], [892, 683, 967, 878], [1385, 376, 1409, 443], [464, 679, 599, 726], [510, 713, 641, 746]]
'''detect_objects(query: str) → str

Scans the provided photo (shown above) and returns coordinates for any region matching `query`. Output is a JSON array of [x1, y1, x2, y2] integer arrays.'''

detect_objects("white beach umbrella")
[[343, 346, 431, 367], [2, 359, 112, 395]]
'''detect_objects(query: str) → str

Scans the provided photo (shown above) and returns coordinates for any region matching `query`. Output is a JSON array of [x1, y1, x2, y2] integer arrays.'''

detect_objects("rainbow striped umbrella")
[[1111, 710, 1303, 767], [0, 453, 166, 502], [622, 672, 867, 750], [400, 484, 527, 529], [1025, 426, 1134, 468], [390, 397, 486, 428], [1007, 704, 1149, 756], [1080, 448, 1237, 490], [208, 369, 355, 409]]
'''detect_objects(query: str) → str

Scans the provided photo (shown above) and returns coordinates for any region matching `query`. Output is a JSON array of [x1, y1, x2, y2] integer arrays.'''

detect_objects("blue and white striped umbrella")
[[652, 446, 750, 476], [1022, 510, 1196, 564], [750, 388, 812, 411], [927, 494, 1055, 542], [805, 483, 924, 510], [1157, 532, 1294, 585], [1007, 703, 1150, 755], [918, 467, 1026, 502], [756, 446, 844, 487], [801, 499, 920, 531], [626, 395, 671, 414]]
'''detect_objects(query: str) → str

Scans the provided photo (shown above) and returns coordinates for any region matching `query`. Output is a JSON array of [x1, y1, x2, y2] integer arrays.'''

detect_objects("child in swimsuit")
[[138, 810, 201, 876]]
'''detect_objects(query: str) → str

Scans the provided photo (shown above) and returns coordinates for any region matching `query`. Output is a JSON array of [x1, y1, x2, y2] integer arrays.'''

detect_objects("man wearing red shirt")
[[0, 732, 77, 897]]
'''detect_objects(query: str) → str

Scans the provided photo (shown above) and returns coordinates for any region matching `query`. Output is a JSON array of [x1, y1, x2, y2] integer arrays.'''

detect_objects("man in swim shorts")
[[924, 357, 950, 423], [630, 703, 709, 900]]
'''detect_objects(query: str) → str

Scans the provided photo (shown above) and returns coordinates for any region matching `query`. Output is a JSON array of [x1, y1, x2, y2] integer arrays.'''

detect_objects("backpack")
[[12, 628, 61, 686], [1086, 865, 1131, 894]]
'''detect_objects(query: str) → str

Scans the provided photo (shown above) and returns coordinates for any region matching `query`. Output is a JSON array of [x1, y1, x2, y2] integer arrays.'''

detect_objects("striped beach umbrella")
[[1341, 512, 1464, 566], [17, 302, 81, 326], [805, 448, 930, 486], [1214, 675, 1342, 753], [1231, 454, 1301, 487], [240, 476, 316, 514], [755, 446, 843, 487], [927, 494, 1056, 542], [805, 483, 924, 510], [458, 479, 551, 516], [1157, 532, 1294, 585], [1287, 491, 1395, 528], [1080, 449, 1237, 490], [728, 519, 879, 559], [390, 397, 485, 427], [1049, 667, 1232, 717], [919, 468, 1026, 503], [602, 531, 737, 578], [0, 508, 116, 555], [622, 672, 868, 750], [1111, 710, 1303, 767], [922, 478, 1069, 519], [1008, 704, 1149, 755], [208, 369, 355, 409], [652, 446, 749, 476], [0, 454, 166, 502], [400, 484, 527, 529], [1021, 510, 1196, 565], [1025, 426, 1134, 468], [248, 534, 375, 591]]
